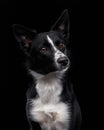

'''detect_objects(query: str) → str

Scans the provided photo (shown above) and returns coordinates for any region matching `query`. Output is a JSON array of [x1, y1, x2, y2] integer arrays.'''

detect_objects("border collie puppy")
[[13, 9, 82, 130]]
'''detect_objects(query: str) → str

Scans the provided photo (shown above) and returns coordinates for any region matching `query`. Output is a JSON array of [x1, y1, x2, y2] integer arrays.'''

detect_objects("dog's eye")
[[58, 43, 65, 50], [40, 47, 48, 53]]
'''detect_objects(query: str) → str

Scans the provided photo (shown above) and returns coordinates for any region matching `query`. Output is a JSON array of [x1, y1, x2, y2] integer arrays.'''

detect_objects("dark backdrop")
[[1, 0, 96, 130]]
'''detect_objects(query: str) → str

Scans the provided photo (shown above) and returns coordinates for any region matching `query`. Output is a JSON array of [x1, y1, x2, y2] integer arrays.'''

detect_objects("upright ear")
[[12, 24, 37, 50], [51, 9, 69, 38]]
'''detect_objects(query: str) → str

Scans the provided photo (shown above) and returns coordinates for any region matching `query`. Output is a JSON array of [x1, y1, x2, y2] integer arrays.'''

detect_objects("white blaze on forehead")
[[46, 35, 66, 67], [47, 35, 57, 51]]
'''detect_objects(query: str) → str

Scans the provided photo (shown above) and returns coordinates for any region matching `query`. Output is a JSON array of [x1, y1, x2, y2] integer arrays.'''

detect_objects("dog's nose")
[[57, 57, 69, 67]]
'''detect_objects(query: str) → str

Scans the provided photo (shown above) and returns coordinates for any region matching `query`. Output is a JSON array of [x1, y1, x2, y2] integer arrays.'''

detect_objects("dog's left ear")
[[51, 9, 69, 38]]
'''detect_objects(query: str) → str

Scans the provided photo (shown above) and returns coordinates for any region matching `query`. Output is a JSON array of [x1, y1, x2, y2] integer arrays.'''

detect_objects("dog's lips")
[[61, 65, 67, 69], [58, 63, 69, 71]]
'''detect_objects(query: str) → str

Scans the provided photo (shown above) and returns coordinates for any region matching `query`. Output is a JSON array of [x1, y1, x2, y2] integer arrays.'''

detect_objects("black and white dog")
[[13, 9, 81, 130]]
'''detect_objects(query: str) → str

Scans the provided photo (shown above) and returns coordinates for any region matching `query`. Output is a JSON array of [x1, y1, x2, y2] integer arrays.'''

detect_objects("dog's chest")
[[30, 76, 70, 124], [30, 74, 70, 125]]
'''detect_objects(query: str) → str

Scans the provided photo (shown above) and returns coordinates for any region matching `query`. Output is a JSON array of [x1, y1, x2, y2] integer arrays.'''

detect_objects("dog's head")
[[13, 9, 70, 75]]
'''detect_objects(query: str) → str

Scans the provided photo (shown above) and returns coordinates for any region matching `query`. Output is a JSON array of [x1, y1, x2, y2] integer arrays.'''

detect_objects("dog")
[[12, 9, 82, 130]]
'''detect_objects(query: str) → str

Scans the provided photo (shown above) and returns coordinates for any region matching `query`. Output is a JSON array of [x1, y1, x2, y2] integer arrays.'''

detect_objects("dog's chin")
[[57, 63, 69, 71], [44, 65, 69, 75], [57, 67, 69, 73], [30, 63, 69, 76]]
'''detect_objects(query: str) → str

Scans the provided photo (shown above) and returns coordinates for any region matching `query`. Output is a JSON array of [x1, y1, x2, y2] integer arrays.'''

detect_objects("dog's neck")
[[29, 69, 66, 82], [29, 70, 64, 104]]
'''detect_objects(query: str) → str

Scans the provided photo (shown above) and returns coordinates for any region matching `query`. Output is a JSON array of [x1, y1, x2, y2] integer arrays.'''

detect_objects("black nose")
[[57, 57, 69, 67]]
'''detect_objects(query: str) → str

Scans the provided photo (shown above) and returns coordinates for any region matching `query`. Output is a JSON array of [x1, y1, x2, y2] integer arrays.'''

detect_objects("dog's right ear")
[[51, 9, 69, 39], [12, 24, 37, 50]]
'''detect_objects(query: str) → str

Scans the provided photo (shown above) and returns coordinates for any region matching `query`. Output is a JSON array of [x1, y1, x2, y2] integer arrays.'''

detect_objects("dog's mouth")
[[58, 63, 69, 71]]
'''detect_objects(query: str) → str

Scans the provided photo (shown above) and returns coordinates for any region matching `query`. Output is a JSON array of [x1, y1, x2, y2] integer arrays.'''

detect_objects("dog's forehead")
[[47, 31, 64, 42], [38, 31, 64, 43]]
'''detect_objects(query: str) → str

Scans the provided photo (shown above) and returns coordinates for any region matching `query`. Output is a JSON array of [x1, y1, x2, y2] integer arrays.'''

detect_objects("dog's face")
[[13, 10, 70, 75]]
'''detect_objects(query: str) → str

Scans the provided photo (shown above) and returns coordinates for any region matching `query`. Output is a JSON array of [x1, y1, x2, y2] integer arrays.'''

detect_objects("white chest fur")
[[36, 74, 62, 103], [29, 71, 70, 129]]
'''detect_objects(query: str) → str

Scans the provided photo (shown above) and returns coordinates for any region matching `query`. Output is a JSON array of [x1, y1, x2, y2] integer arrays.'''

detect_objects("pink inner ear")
[[59, 24, 65, 33], [22, 36, 32, 48]]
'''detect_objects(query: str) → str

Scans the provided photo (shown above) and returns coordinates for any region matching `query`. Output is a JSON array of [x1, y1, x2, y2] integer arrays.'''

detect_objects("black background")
[[1, 0, 100, 130]]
